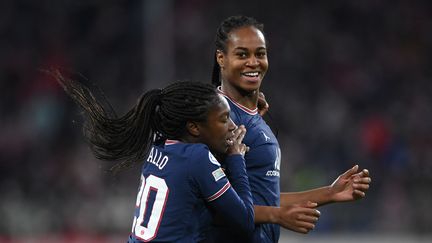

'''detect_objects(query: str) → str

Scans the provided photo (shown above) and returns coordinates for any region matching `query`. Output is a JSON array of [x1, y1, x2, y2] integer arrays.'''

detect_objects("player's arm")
[[254, 203, 320, 234], [207, 153, 254, 234], [280, 165, 371, 207], [201, 126, 254, 234]]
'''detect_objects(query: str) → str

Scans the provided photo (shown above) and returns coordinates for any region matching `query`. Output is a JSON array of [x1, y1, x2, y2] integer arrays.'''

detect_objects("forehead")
[[207, 94, 230, 117], [227, 26, 266, 49]]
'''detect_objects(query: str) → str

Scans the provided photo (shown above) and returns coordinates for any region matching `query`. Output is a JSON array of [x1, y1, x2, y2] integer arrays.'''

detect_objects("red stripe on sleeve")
[[206, 181, 231, 202]]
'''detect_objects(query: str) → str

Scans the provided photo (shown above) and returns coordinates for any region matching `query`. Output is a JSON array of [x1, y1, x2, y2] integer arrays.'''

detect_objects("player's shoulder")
[[181, 143, 208, 155], [181, 143, 222, 169]]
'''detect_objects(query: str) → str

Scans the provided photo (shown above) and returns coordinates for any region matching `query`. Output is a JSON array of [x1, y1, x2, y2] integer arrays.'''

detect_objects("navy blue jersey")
[[128, 140, 254, 243], [205, 89, 281, 243]]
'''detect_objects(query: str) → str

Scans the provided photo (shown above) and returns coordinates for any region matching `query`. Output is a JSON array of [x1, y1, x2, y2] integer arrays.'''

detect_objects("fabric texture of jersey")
[[128, 141, 253, 243], [205, 89, 281, 243]]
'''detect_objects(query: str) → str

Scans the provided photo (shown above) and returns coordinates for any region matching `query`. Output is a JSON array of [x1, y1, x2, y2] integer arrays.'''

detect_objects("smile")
[[242, 71, 260, 77]]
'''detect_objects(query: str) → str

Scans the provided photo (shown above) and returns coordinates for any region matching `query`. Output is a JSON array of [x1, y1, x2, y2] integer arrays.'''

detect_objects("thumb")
[[340, 165, 359, 179]]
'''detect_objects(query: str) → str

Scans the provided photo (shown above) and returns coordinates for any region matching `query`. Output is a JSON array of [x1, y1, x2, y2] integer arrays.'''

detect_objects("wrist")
[[254, 205, 279, 224], [325, 185, 336, 203], [270, 207, 280, 224]]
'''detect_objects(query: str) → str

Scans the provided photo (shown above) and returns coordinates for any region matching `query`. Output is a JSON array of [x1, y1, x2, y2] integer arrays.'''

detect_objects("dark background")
[[1, 0, 431, 241]]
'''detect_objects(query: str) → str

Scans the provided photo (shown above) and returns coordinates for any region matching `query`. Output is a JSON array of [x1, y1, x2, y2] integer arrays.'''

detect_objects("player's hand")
[[329, 165, 371, 202], [227, 125, 249, 156], [257, 91, 269, 116], [277, 201, 320, 234]]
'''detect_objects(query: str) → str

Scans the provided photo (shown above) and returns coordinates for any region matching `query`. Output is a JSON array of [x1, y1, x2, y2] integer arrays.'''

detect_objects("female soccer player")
[[49, 70, 254, 242], [206, 15, 372, 242]]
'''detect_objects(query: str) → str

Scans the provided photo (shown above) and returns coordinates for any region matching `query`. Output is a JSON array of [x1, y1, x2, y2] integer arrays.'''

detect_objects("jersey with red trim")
[[128, 141, 254, 243], [205, 89, 281, 243]]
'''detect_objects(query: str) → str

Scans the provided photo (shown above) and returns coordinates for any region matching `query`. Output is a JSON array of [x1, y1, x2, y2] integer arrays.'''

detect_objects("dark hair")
[[48, 70, 220, 173], [212, 15, 265, 86]]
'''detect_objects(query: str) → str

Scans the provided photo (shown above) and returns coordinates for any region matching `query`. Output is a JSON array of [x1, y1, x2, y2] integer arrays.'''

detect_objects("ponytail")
[[48, 70, 162, 173], [47, 70, 220, 173], [211, 56, 221, 87]]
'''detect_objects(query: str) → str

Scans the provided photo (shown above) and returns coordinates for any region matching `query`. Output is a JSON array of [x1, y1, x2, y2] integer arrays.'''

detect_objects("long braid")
[[48, 70, 220, 173]]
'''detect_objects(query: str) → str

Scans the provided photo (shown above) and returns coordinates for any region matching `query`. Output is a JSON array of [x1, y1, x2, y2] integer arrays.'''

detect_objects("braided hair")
[[49, 70, 220, 173], [211, 15, 265, 86]]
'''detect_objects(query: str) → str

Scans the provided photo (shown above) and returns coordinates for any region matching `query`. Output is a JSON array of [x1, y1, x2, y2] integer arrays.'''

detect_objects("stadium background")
[[1, 0, 431, 242]]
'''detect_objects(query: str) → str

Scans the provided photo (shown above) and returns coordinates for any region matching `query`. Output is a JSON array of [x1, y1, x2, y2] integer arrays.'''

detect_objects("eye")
[[256, 51, 267, 58], [221, 114, 229, 123], [236, 52, 248, 59]]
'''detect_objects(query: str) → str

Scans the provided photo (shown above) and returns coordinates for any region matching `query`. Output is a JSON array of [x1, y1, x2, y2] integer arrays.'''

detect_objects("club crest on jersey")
[[208, 152, 221, 166], [212, 167, 226, 182]]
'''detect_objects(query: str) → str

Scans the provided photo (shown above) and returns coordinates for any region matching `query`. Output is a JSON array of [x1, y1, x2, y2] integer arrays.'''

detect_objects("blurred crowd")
[[1, 0, 431, 239]]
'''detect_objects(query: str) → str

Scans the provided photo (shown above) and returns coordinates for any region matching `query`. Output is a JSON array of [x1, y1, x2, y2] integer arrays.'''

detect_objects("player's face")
[[218, 26, 268, 93], [198, 94, 237, 155]]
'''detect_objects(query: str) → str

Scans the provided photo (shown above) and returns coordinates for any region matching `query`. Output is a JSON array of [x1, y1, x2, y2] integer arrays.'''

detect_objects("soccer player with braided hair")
[[48, 70, 254, 242], [203, 15, 372, 242]]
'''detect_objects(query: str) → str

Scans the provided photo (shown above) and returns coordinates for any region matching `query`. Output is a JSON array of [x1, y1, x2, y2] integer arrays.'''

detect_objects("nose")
[[246, 56, 259, 67], [228, 118, 237, 132]]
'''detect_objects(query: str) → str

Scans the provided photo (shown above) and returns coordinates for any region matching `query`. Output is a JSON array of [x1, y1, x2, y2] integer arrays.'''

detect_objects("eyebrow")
[[233, 47, 267, 52]]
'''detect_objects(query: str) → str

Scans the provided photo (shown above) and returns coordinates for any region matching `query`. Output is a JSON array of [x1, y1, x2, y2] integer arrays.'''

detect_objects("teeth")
[[243, 72, 259, 77]]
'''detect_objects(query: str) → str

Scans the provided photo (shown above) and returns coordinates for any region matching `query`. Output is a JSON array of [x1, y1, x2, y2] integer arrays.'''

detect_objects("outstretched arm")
[[280, 165, 371, 207]]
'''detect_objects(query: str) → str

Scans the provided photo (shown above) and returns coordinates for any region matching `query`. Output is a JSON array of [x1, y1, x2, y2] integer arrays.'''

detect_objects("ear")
[[216, 50, 224, 69], [186, 121, 200, 137]]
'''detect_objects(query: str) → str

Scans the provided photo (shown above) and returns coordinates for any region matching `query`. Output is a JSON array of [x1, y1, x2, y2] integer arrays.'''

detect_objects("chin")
[[242, 81, 261, 90]]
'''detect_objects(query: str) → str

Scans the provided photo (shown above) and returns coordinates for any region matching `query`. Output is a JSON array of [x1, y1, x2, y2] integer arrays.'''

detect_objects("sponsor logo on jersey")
[[266, 170, 280, 177], [266, 147, 281, 177], [260, 131, 271, 141], [212, 168, 226, 182]]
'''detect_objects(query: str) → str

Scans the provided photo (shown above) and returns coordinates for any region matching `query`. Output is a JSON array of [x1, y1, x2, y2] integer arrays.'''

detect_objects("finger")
[[293, 227, 308, 234], [296, 221, 316, 231], [353, 189, 366, 198], [235, 130, 246, 145], [361, 169, 369, 176], [292, 226, 311, 234], [301, 215, 320, 223], [259, 108, 268, 116], [353, 183, 370, 191], [241, 144, 248, 154], [354, 177, 371, 184], [351, 169, 370, 179], [296, 208, 321, 217], [231, 125, 244, 141], [340, 165, 359, 179]]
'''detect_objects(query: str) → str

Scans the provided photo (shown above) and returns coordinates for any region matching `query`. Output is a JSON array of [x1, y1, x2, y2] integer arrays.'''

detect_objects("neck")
[[220, 82, 259, 110], [179, 134, 200, 144]]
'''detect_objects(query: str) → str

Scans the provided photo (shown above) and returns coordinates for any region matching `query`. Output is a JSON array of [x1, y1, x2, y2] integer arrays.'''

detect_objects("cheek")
[[215, 124, 228, 137], [261, 60, 269, 72]]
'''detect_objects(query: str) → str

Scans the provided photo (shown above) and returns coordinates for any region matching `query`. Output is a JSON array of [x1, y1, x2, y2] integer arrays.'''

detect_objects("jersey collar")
[[165, 139, 180, 145], [217, 86, 258, 115]]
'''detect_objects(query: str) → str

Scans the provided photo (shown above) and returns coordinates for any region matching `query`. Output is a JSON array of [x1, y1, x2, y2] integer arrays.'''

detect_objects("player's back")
[[128, 140, 226, 243]]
